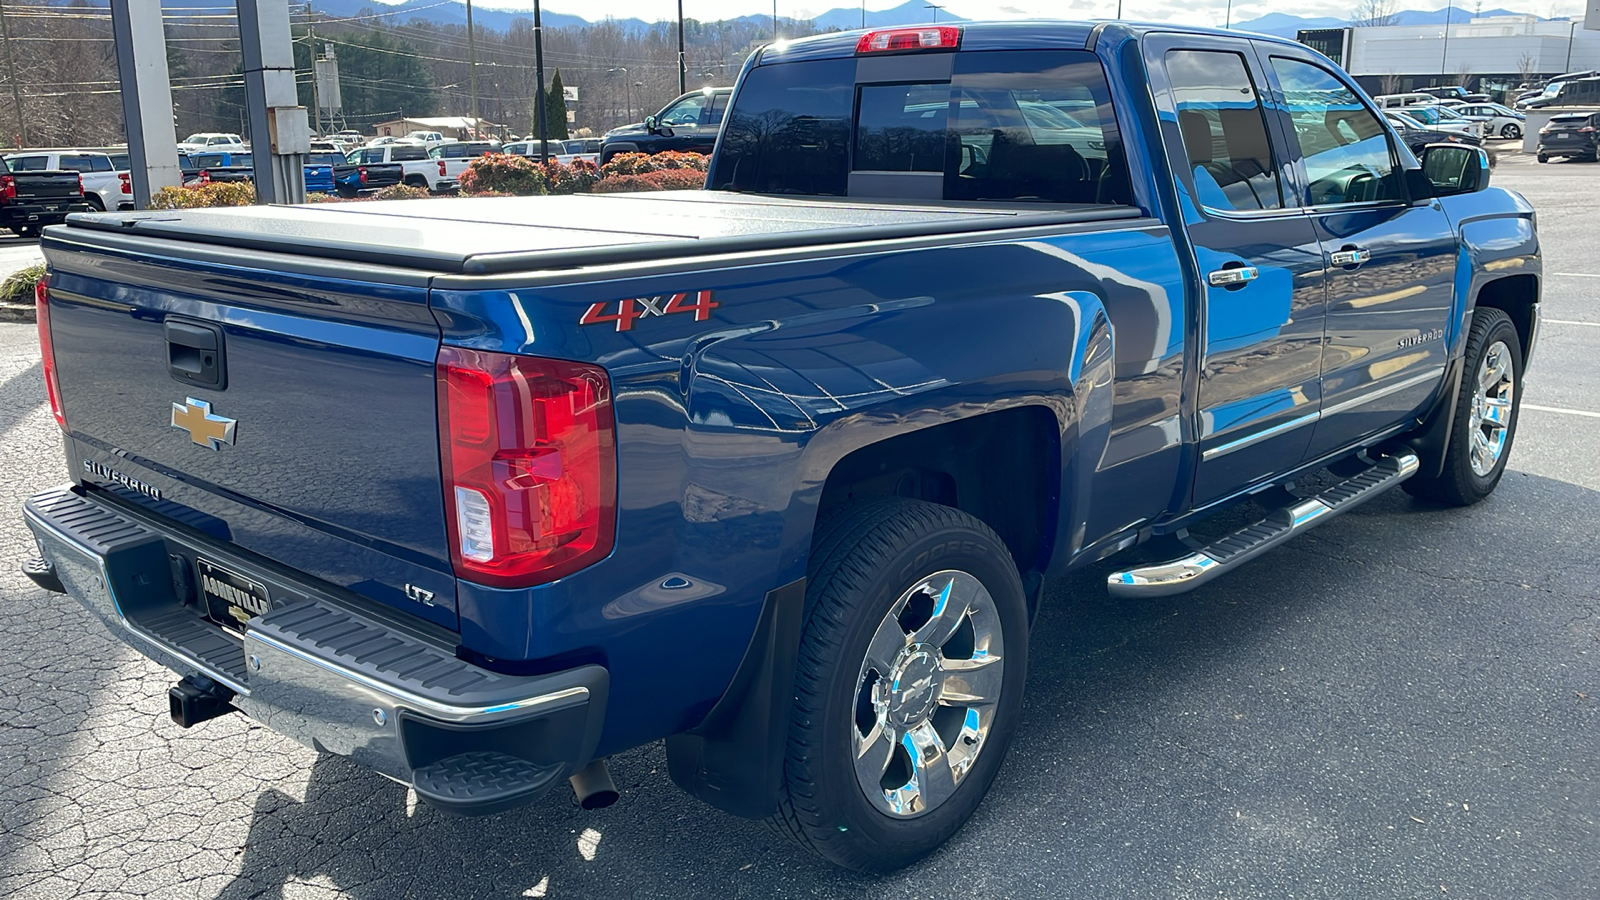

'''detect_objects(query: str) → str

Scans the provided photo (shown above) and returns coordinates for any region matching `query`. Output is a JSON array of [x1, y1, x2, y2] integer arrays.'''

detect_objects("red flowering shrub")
[[458, 153, 549, 196], [540, 158, 603, 195], [591, 169, 706, 193], [599, 151, 710, 178]]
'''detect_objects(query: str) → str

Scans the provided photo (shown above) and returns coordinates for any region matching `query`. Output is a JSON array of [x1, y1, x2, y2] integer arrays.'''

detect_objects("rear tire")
[[1501, 123, 1521, 139], [1404, 308, 1522, 506], [770, 498, 1028, 872], [403, 175, 429, 189], [85, 195, 105, 212], [1537, 153, 1549, 163]]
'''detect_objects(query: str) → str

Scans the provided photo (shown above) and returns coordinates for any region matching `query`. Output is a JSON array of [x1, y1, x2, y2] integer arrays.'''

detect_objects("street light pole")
[[1440, 3, 1452, 80], [466, 0, 480, 135], [677, 0, 687, 95], [534, 0, 547, 161], [773, 0, 778, 41], [1224, 0, 1232, 28], [925, 3, 941, 22]]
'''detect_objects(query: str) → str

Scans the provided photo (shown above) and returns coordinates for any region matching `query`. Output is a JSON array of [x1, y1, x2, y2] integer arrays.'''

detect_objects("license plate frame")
[[196, 557, 272, 631]]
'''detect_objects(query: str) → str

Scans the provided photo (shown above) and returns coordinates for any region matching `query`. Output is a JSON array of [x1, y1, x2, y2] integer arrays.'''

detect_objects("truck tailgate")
[[40, 232, 457, 628], [15, 171, 84, 202]]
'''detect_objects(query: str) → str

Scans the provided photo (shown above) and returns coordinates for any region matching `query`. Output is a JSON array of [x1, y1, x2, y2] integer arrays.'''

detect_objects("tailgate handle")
[[165, 319, 227, 390]]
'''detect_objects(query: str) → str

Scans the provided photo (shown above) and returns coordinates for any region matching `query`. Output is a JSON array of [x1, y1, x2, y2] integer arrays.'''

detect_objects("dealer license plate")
[[196, 558, 272, 630]]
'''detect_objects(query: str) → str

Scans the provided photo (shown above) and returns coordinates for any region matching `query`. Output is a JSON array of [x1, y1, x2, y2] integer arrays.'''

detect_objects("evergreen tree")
[[546, 70, 571, 140]]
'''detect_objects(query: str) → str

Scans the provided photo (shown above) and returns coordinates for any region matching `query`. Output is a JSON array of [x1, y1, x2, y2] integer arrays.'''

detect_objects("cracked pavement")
[[0, 166, 1596, 898]]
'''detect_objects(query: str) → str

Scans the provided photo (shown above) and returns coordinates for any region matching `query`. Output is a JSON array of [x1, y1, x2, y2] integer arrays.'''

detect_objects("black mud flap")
[[665, 578, 805, 820]]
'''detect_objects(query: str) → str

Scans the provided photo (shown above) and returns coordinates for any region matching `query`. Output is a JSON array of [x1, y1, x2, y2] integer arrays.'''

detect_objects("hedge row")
[[143, 151, 709, 209]]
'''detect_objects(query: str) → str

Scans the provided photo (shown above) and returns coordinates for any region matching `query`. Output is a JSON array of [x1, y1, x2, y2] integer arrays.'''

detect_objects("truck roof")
[[760, 20, 1302, 63], [60, 193, 1140, 276]]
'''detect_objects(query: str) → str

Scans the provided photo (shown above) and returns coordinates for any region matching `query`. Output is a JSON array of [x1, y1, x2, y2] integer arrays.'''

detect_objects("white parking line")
[[1545, 319, 1600, 327], [1551, 272, 1600, 278], [1523, 404, 1600, 419]]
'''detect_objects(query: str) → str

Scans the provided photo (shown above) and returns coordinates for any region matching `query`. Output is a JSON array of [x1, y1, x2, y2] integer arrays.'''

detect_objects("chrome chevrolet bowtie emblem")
[[171, 398, 237, 450]]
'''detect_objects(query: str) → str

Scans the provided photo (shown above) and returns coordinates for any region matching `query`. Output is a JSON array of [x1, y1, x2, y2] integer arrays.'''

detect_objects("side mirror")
[[1418, 144, 1491, 196], [644, 115, 659, 134]]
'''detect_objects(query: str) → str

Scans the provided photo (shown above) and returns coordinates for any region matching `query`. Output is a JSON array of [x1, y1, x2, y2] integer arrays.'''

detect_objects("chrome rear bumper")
[[24, 486, 607, 814]]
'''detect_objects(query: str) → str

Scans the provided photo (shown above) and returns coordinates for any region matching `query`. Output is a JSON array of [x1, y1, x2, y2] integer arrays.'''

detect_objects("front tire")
[[1405, 307, 1523, 506], [1501, 123, 1521, 139], [771, 498, 1028, 872]]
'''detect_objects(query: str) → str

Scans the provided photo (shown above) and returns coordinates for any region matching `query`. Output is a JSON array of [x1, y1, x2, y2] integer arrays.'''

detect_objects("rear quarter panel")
[[431, 221, 1187, 755]]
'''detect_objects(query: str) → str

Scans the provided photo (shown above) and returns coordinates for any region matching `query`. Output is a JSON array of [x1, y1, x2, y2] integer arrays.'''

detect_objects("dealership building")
[[1298, 14, 1600, 99]]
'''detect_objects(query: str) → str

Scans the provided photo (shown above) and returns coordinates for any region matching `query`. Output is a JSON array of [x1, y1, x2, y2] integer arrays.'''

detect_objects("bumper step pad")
[[411, 750, 564, 815], [1107, 452, 1420, 598]]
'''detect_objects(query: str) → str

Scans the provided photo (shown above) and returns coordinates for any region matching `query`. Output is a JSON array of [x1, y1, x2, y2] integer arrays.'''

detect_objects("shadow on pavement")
[[199, 470, 1598, 899]]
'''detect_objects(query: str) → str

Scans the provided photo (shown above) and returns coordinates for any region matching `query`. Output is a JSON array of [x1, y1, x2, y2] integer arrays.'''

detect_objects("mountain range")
[[142, 0, 1554, 39]]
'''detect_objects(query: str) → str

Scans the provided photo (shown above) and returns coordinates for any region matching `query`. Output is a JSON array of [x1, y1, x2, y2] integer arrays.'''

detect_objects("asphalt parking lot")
[[0, 161, 1595, 899]]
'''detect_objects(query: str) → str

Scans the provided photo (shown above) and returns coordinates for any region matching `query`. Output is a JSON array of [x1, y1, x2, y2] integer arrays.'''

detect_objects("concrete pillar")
[[109, 0, 182, 209], [237, 0, 309, 204]]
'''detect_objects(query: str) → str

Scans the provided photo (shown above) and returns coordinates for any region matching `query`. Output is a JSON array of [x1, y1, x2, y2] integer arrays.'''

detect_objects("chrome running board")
[[1107, 452, 1421, 598]]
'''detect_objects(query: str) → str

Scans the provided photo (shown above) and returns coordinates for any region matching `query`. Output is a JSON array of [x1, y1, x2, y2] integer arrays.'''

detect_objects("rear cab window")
[[709, 48, 1132, 205]]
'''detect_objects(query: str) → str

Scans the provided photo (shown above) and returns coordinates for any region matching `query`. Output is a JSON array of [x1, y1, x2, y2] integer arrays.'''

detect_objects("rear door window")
[[1163, 49, 1283, 212], [391, 146, 429, 162], [7, 155, 46, 171]]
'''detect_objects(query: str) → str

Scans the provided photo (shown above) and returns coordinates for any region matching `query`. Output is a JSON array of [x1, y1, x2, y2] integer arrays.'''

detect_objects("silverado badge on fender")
[[171, 398, 237, 450]]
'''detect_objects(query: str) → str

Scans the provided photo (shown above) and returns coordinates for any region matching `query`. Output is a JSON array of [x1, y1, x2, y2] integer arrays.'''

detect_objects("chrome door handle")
[[1207, 266, 1259, 287], [1330, 248, 1372, 266]]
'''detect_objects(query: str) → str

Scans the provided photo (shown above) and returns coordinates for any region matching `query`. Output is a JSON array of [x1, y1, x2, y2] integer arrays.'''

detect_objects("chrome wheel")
[[1502, 123, 1521, 139], [1468, 339, 1515, 477], [852, 570, 1004, 818]]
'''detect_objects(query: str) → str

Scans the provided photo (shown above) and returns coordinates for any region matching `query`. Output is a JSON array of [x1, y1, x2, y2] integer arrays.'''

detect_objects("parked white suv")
[[177, 133, 245, 153], [402, 131, 456, 150], [4, 150, 130, 211]]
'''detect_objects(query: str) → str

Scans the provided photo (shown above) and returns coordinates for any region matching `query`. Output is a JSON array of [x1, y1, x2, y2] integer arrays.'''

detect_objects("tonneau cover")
[[60, 192, 1140, 276]]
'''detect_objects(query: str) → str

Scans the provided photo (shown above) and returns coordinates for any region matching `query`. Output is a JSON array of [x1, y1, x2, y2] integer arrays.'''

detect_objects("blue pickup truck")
[[23, 22, 1539, 871]]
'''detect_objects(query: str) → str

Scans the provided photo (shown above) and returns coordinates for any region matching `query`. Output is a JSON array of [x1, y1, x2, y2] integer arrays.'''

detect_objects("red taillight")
[[1581, 126, 1596, 133], [856, 26, 960, 54], [197, 170, 211, 185], [439, 160, 447, 176], [359, 165, 368, 184], [36, 275, 65, 430], [0, 173, 14, 202], [119, 172, 131, 194], [76, 173, 84, 195], [437, 347, 616, 588]]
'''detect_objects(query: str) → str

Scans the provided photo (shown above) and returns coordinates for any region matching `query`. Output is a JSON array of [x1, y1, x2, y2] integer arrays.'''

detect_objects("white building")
[[1301, 16, 1600, 97]]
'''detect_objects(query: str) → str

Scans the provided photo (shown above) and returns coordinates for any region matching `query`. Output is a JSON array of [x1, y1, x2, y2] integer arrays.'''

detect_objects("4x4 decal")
[[579, 290, 719, 332]]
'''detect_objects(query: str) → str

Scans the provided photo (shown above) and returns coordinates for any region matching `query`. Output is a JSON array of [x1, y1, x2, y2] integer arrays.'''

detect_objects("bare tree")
[[1516, 51, 1539, 87], [1381, 71, 1403, 95], [1352, 0, 1400, 27], [1454, 61, 1475, 89]]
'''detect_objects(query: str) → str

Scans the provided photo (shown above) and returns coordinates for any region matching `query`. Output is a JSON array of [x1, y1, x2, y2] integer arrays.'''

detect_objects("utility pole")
[[0, 1, 25, 147], [677, 0, 687, 95], [925, 3, 940, 22], [1225, 0, 1232, 28], [773, 0, 778, 41], [307, 3, 320, 136], [860, 0, 865, 28], [467, 0, 480, 136], [534, 0, 547, 162]]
